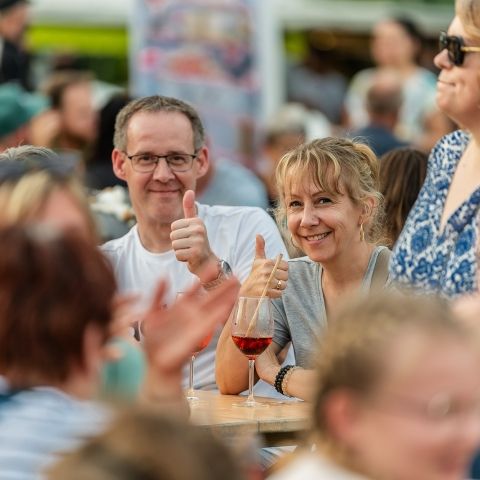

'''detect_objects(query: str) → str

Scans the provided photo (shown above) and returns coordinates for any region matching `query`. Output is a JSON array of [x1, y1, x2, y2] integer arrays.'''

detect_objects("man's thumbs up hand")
[[170, 190, 218, 283]]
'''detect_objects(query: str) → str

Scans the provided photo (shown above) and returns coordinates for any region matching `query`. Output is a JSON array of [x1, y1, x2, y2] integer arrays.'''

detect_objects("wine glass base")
[[232, 400, 269, 408]]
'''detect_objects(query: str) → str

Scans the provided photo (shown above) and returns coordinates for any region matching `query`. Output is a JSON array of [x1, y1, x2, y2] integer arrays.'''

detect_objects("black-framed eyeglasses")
[[439, 31, 480, 66], [125, 152, 198, 173]]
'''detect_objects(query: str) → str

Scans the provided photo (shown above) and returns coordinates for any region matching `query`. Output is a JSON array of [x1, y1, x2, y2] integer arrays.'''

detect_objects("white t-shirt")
[[268, 452, 369, 480], [102, 203, 288, 390]]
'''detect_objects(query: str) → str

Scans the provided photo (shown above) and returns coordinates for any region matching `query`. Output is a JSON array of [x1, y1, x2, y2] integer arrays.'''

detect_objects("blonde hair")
[[48, 407, 243, 480], [0, 146, 98, 243], [456, 0, 480, 40], [274, 137, 384, 247], [313, 292, 469, 452]]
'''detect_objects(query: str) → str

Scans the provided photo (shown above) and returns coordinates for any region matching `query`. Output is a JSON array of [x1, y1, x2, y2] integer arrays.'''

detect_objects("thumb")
[[183, 190, 196, 218], [255, 234, 266, 259]]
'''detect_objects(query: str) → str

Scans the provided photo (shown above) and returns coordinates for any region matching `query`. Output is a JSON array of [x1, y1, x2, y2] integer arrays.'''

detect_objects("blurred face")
[[434, 16, 480, 129], [371, 20, 418, 67], [112, 111, 208, 226], [0, 3, 29, 43], [350, 334, 480, 480], [265, 132, 305, 168], [60, 82, 97, 144], [35, 187, 93, 242], [285, 175, 363, 266]]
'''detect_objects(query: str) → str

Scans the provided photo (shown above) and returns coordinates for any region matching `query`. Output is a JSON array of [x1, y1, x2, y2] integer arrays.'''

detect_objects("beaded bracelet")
[[274, 364, 295, 395], [281, 366, 300, 397]]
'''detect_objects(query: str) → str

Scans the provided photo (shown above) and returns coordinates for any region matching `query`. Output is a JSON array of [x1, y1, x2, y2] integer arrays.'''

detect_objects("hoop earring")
[[290, 233, 299, 249], [359, 224, 365, 242]]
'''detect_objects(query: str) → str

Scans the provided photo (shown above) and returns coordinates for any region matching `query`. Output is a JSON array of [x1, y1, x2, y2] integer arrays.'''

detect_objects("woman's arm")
[[255, 348, 317, 401], [216, 235, 288, 393]]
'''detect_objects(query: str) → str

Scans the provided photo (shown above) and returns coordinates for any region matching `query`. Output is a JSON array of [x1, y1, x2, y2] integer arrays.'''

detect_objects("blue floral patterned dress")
[[390, 130, 480, 298]]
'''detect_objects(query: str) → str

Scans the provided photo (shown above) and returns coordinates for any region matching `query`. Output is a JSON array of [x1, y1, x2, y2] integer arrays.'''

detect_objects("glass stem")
[[246, 359, 255, 404], [187, 354, 195, 397]]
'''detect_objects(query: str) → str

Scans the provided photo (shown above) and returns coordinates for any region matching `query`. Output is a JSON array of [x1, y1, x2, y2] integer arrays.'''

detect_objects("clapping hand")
[[140, 273, 240, 401]]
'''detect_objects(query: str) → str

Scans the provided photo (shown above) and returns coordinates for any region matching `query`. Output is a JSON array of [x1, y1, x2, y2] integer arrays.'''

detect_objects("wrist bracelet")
[[274, 364, 295, 395], [281, 366, 300, 397]]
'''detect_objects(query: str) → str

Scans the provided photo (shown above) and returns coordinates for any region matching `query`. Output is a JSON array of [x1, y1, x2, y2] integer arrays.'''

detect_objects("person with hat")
[[0, 82, 47, 150], [0, 0, 31, 90]]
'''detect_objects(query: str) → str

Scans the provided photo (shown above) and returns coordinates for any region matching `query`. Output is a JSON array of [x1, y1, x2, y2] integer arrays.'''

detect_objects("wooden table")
[[189, 390, 312, 446]]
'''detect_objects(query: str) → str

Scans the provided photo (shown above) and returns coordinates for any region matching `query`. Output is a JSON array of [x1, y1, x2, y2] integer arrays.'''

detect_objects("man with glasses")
[[103, 95, 288, 391]]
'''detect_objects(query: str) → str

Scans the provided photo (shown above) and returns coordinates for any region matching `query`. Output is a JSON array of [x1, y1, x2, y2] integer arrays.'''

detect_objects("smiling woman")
[[216, 137, 390, 400], [390, 0, 480, 299]]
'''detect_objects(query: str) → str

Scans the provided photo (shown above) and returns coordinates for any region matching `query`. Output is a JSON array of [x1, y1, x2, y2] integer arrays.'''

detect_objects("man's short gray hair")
[[113, 96, 205, 152]]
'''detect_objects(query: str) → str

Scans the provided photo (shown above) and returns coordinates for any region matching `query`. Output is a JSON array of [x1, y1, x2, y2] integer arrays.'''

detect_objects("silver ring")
[[275, 280, 282, 290]]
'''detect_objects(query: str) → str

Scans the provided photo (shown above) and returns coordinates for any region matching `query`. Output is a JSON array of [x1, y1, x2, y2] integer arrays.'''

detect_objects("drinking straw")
[[245, 253, 283, 336]]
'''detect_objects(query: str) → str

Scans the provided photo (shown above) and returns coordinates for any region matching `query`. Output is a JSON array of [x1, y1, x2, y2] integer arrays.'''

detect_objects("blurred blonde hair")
[[312, 292, 470, 461], [456, 0, 480, 40], [48, 407, 243, 480], [0, 146, 98, 243], [274, 137, 385, 249]]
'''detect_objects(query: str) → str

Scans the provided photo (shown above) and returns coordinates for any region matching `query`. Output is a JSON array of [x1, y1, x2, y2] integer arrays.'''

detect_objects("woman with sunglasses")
[[390, 0, 480, 298]]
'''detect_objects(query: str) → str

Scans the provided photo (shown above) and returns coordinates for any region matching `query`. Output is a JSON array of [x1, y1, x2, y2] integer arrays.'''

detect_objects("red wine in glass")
[[231, 296, 274, 407], [232, 335, 272, 359], [193, 332, 214, 355]]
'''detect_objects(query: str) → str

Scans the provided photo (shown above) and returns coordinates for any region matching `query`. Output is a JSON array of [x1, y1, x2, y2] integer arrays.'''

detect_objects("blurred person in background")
[[41, 70, 97, 166], [216, 137, 389, 400], [416, 107, 458, 154], [195, 152, 269, 210], [48, 408, 244, 480], [379, 147, 428, 248], [351, 70, 408, 156], [258, 103, 308, 208], [0, 82, 47, 150], [390, 0, 480, 298], [0, 0, 30, 90], [268, 292, 480, 480], [0, 224, 239, 479], [286, 32, 348, 127], [86, 92, 130, 191], [345, 16, 437, 143]]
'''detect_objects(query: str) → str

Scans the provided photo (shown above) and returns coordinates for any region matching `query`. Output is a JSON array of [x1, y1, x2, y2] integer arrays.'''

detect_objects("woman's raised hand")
[[240, 234, 288, 299]]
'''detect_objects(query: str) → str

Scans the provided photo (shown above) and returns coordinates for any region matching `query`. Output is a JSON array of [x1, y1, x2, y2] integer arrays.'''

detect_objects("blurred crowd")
[[3, 0, 480, 480]]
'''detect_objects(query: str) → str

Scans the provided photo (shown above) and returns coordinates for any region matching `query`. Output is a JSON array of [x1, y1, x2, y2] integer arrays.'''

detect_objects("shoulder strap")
[[370, 247, 391, 291]]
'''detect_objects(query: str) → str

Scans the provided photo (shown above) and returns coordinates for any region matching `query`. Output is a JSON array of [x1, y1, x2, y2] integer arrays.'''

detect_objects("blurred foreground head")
[[0, 225, 116, 391], [0, 145, 97, 242], [48, 407, 244, 480], [313, 291, 480, 480]]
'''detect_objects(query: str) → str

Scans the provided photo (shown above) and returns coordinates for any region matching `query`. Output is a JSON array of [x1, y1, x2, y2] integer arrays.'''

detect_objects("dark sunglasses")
[[439, 31, 480, 66]]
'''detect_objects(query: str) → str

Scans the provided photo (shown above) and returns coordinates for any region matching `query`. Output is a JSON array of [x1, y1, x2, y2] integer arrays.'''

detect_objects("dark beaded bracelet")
[[274, 364, 295, 395]]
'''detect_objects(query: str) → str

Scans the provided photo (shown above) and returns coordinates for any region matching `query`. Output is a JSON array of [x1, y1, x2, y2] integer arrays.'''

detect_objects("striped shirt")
[[0, 381, 109, 479]]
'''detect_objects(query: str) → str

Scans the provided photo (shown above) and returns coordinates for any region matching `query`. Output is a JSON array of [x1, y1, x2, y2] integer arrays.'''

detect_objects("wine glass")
[[176, 292, 213, 403], [231, 296, 273, 407]]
